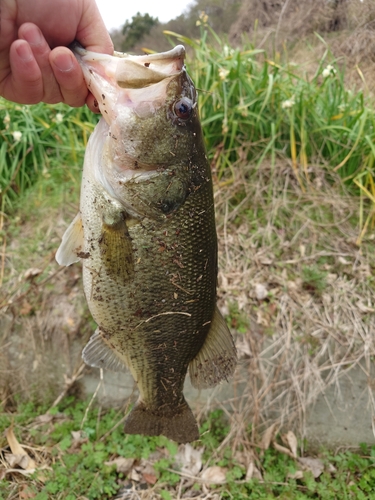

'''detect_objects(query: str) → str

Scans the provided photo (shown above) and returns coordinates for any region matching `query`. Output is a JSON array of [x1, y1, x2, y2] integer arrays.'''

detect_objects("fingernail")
[[53, 53, 74, 72], [23, 26, 43, 46], [16, 43, 33, 62]]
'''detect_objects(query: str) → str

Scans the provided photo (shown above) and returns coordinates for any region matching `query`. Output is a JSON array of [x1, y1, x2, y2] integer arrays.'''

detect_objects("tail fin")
[[124, 399, 199, 443]]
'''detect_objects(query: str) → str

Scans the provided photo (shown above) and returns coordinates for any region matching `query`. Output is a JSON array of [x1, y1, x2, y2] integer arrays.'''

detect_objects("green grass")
[[0, 100, 98, 214], [1, 24, 375, 237], [1, 21, 375, 500], [1, 400, 375, 499], [164, 24, 375, 240]]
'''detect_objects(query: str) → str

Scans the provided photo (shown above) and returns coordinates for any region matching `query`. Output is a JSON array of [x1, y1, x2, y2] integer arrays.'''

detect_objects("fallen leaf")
[[143, 472, 157, 485], [141, 462, 158, 485], [272, 441, 295, 459], [105, 457, 135, 475], [283, 430, 298, 458], [287, 470, 304, 480], [1, 467, 36, 477], [175, 444, 203, 477], [5, 453, 33, 469], [260, 423, 277, 451], [245, 461, 263, 481], [34, 414, 54, 424], [327, 463, 337, 473], [129, 468, 142, 481], [24, 268, 42, 280], [254, 283, 268, 301], [201, 466, 227, 485], [298, 457, 324, 478], [5, 427, 36, 470], [69, 430, 88, 450]]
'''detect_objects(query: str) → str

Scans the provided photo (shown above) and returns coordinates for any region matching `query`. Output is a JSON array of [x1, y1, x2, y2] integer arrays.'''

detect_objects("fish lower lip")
[[69, 40, 86, 56]]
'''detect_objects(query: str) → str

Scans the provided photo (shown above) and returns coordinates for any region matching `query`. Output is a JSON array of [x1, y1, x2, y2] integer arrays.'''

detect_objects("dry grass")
[[0, 201, 89, 409], [229, 0, 375, 88], [0, 158, 374, 448], [209, 158, 375, 445], [230, 0, 343, 46], [1, 157, 375, 498]]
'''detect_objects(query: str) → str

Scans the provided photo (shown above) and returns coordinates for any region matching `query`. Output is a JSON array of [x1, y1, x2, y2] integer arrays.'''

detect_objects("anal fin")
[[82, 328, 128, 372], [189, 306, 237, 389]]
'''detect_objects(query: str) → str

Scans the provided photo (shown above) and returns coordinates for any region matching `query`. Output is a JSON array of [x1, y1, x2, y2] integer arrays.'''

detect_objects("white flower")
[[3, 113, 10, 126], [55, 113, 64, 123], [322, 64, 336, 78], [12, 130, 22, 142], [218, 68, 229, 81], [199, 11, 208, 23], [281, 97, 295, 109], [196, 11, 208, 25], [223, 45, 234, 57]]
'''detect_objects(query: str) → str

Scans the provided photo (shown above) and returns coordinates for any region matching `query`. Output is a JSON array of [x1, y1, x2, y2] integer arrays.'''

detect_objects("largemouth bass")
[[56, 44, 237, 443]]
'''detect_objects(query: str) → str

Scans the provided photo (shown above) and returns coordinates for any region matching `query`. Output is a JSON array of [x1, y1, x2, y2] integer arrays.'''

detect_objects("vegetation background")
[[1, 0, 375, 498]]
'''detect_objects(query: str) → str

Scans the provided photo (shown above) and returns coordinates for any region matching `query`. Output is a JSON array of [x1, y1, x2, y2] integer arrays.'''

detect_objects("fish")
[[56, 43, 237, 443]]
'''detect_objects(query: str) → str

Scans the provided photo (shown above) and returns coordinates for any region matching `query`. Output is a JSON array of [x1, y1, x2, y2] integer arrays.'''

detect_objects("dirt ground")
[[1, 158, 374, 444]]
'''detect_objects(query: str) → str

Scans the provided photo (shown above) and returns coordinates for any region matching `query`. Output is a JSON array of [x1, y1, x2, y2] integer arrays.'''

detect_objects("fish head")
[[72, 43, 207, 218]]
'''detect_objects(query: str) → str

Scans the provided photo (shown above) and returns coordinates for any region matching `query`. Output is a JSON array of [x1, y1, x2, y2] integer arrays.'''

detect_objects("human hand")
[[0, 0, 114, 110]]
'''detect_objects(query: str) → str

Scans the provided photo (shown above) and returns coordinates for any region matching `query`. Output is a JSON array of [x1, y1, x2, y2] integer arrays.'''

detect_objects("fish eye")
[[174, 97, 193, 120]]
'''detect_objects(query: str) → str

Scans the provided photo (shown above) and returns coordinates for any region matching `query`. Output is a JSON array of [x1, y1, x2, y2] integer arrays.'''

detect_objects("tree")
[[121, 12, 159, 51]]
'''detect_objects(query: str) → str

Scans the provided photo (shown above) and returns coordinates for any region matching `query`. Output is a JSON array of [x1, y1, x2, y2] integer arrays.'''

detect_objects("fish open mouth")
[[70, 43, 186, 120]]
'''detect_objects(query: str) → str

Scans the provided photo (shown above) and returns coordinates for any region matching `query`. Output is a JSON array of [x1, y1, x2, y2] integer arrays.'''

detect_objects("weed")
[[2, 23, 375, 235], [301, 265, 328, 296], [0, 100, 97, 214], [200, 409, 230, 452], [165, 23, 375, 238], [226, 302, 250, 333], [2, 395, 375, 499]]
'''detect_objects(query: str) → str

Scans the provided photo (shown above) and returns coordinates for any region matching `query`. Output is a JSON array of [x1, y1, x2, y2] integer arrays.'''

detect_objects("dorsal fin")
[[189, 306, 237, 389]]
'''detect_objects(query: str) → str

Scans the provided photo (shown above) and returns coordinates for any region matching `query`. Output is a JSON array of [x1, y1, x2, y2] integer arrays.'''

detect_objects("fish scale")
[[56, 43, 237, 443]]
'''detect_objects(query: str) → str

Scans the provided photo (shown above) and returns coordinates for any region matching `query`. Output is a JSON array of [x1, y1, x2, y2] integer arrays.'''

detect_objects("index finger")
[[74, 1, 113, 55]]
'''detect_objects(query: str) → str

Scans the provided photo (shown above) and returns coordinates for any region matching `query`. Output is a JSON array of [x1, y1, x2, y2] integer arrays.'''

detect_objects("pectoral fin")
[[55, 213, 84, 266], [82, 328, 128, 372], [189, 307, 237, 389], [99, 214, 134, 284]]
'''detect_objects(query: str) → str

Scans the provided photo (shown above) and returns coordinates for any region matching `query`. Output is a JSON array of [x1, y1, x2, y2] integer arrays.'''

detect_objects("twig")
[[81, 368, 103, 430], [48, 363, 86, 411]]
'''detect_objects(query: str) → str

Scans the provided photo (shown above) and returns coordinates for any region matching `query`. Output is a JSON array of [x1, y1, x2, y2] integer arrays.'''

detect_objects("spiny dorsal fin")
[[55, 213, 84, 266], [99, 215, 134, 284], [82, 328, 128, 372], [189, 306, 237, 389]]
